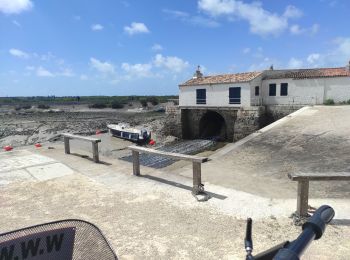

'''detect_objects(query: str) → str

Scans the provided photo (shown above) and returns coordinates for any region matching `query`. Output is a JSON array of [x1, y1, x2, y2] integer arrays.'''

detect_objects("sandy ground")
[[1, 149, 349, 259]]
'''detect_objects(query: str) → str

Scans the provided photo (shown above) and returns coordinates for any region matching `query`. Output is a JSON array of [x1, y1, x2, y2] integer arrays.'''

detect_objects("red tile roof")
[[180, 71, 262, 86], [263, 67, 350, 80], [180, 67, 350, 86]]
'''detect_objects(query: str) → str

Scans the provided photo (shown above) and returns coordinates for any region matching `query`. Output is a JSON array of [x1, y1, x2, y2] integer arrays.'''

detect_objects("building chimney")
[[347, 60, 350, 71], [269, 64, 274, 70], [193, 65, 203, 79]]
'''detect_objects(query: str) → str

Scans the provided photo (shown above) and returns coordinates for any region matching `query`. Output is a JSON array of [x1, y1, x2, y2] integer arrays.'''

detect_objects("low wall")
[[263, 105, 304, 126]]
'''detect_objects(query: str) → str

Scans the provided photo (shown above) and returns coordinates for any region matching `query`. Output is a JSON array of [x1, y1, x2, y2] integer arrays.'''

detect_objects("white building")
[[179, 64, 350, 107]]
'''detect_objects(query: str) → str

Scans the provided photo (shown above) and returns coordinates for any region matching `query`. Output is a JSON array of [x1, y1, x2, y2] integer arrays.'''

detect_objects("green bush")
[[89, 103, 107, 109], [110, 101, 124, 109], [37, 104, 50, 109], [347, 99, 350, 105], [324, 99, 335, 105], [22, 104, 32, 109], [140, 99, 148, 107], [147, 96, 159, 106]]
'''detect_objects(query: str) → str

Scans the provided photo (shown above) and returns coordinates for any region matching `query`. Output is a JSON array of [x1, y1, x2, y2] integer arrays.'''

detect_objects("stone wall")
[[164, 105, 304, 142], [163, 106, 182, 138], [263, 105, 304, 125], [234, 107, 266, 141], [180, 107, 266, 141]]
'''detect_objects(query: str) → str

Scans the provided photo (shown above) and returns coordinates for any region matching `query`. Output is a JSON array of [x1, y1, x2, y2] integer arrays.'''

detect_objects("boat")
[[107, 123, 151, 143]]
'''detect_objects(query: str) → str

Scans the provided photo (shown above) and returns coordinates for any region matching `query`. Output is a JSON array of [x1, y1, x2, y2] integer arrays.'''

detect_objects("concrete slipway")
[[0, 106, 350, 259]]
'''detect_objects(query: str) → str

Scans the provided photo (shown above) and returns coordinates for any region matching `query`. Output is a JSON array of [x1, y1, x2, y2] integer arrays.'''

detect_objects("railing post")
[[64, 136, 70, 154], [297, 179, 309, 217], [92, 142, 99, 163], [132, 150, 140, 176], [192, 161, 202, 195]]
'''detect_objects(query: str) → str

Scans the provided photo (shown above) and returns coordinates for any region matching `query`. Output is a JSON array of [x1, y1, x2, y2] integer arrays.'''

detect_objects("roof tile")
[[180, 67, 350, 86], [263, 67, 350, 80], [180, 71, 262, 86]]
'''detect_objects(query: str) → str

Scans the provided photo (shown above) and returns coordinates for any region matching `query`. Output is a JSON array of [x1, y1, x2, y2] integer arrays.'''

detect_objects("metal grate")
[[0, 219, 118, 260]]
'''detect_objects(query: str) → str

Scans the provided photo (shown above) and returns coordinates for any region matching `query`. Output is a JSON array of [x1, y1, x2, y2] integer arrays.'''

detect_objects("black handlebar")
[[245, 218, 254, 259], [273, 205, 335, 260], [246, 205, 335, 260]]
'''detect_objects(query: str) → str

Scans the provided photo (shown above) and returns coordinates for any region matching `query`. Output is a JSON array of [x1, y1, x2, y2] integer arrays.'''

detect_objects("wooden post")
[[192, 161, 202, 195], [92, 142, 99, 163], [64, 137, 70, 154], [132, 150, 140, 176], [297, 180, 309, 217]]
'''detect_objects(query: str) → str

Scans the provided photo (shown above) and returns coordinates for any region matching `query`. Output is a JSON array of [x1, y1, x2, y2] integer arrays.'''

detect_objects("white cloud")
[[25, 66, 35, 70], [91, 24, 104, 31], [310, 24, 320, 35], [249, 57, 280, 71], [163, 9, 220, 28], [198, 0, 235, 16], [302, 37, 350, 67], [151, 44, 163, 52], [334, 38, 350, 57], [36, 67, 54, 77], [290, 24, 302, 35], [283, 5, 303, 18], [90, 57, 115, 74], [124, 22, 149, 35], [153, 54, 189, 73], [290, 23, 319, 35], [12, 20, 21, 27], [288, 58, 303, 68], [9, 48, 29, 59], [307, 53, 321, 65], [198, 0, 302, 36], [0, 0, 33, 14], [121, 62, 153, 78], [243, 47, 251, 54], [80, 74, 88, 80], [188, 15, 220, 28], [40, 52, 55, 61], [58, 68, 74, 77]]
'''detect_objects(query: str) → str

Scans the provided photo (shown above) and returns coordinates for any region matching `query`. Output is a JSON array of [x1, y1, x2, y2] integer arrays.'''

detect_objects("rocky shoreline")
[[0, 108, 168, 148]]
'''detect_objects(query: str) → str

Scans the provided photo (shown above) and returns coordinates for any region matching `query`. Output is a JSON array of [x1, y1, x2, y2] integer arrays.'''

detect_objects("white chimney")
[[192, 65, 203, 79]]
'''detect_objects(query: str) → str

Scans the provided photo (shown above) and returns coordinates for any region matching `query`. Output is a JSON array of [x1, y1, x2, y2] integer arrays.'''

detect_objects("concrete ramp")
[[178, 106, 350, 201]]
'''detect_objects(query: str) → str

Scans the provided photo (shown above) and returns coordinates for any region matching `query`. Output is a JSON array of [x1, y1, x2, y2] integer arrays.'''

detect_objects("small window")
[[196, 89, 206, 104], [269, 84, 276, 96], [229, 87, 241, 104], [255, 86, 259, 96], [281, 83, 288, 96]]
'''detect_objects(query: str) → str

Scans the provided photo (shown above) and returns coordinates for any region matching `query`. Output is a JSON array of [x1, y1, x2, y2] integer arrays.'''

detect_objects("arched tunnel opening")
[[199, 111, 227, 140]]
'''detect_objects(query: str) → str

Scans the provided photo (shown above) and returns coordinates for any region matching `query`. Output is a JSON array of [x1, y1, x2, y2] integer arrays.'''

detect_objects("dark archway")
[[199, 111, 227, 140]]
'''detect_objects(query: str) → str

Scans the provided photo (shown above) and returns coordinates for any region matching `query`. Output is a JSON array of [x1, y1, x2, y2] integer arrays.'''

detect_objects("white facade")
[[260, 77, 350, 105], [180, 71, 350, 107], [179, 82, 251, 107]]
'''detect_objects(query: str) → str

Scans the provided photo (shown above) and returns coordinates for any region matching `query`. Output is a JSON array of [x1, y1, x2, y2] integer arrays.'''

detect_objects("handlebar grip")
[[302, 205, 335, 240], [245, 218, 253, 250]]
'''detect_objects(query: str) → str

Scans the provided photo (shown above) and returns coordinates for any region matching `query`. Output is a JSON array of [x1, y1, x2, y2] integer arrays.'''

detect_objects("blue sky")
[[0, 0, 349, 96]]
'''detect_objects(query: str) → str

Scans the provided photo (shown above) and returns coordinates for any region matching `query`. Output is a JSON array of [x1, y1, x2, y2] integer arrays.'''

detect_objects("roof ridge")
[[264, 67, 346, 72], [202, 71, 262, 78]]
